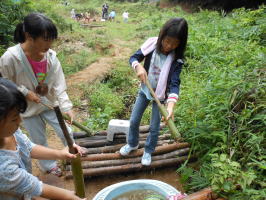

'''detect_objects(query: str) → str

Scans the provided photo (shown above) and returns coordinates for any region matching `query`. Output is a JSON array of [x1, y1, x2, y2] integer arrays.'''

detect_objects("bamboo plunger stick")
[[145, 80, 181, 139], [40, 101, 92, 136], [54, 106, 86, 198]]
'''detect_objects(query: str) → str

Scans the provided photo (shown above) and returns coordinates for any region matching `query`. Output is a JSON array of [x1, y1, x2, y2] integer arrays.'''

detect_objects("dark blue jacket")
[[129, 49, 183, 98]]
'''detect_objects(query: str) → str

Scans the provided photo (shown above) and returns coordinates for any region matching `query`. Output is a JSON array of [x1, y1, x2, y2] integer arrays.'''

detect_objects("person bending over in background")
[[120, 17, 188, 166]]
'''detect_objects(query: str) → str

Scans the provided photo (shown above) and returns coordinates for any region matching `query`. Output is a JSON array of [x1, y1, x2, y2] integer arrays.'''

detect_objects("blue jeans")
[[23, 109, 73, 171], [128, 90, 161, 153]]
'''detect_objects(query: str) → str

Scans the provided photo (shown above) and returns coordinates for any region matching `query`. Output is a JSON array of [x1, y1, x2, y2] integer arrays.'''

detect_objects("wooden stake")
[[54, 106, 86, 198]]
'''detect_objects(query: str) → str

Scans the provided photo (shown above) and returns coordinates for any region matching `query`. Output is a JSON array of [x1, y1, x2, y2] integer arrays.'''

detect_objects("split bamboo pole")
[[54, 106, 85, 198], [65, 155, 190, 178], [146, 80, 181, 139]]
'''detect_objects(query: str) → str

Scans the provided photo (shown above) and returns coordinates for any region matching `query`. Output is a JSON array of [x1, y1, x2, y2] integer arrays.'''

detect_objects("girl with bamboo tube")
[[0, 12, 85, 176], [120, 18, 188, 166], [0, 78, 86, 200]]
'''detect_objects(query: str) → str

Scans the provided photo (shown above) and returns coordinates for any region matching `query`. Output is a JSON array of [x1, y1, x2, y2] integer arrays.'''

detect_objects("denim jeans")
[[128, 90, 161, 153], [23, 109, 73, 171]]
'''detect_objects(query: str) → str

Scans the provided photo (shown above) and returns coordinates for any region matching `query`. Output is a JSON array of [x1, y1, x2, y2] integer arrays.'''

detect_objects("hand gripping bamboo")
[[145, 80, 181, 139], [54, 106, 86, 198]]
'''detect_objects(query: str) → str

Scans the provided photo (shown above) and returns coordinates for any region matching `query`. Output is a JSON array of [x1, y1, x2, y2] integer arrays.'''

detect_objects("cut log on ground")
[[182, 187, 217, 200], [65, 155, 191, 178], [81, 142, 190, 161], [66, 148, 190, 170], [81, 139, 173, 155]]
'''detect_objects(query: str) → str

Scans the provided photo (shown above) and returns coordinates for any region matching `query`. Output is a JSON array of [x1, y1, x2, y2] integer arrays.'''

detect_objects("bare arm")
[[40, 184, 86, 200], [30, 145, 76, 160]]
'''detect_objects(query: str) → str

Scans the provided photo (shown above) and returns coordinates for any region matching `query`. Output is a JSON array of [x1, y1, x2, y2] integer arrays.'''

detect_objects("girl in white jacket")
[[0, 12, 81, 176]]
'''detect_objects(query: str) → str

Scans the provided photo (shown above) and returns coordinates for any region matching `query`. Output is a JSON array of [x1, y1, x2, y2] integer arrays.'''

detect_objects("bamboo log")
[[82, 139, 172, 154], [76, 139, 127, 148], [81, 142, 189, 161], [182, 187, 216, 200], [72, 124, 167, 139], [146, 80, 181, 139], [66, 148, 190, 170], [75, 134, 173, 148], [75, 133, 171, 144], [54, 106, 85, 198], [65, 155, 190, 178]]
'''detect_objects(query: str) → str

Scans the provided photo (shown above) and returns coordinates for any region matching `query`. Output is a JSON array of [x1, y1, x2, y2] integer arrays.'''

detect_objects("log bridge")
[[64, 124, 192, 179]]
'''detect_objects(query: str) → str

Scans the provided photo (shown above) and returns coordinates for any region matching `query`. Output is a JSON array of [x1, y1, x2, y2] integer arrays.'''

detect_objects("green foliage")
[[174, 6, 266, 199], [0, 0, 31, 55], [209, 154, 257, 199], [84, 84, 124, 130]]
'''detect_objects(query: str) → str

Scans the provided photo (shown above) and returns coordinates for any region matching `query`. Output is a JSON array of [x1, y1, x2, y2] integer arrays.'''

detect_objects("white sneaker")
[[141, 151, 152, 166], [119, 144, 139, 156]]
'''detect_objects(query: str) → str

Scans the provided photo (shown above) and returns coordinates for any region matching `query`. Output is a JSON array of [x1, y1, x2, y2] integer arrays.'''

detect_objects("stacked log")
[[65, 124, 192, 178]]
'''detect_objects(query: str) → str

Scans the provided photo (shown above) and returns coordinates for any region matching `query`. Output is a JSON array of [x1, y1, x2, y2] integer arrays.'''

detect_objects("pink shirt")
[[27, 57, 47, 83]]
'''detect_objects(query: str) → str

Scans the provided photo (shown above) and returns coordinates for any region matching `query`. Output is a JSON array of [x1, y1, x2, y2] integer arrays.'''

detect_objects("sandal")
[[47, 166, 62, 177]]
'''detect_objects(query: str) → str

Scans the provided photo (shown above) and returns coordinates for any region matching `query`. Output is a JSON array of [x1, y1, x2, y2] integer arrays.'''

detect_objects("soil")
[[32, 39, 185, 199]]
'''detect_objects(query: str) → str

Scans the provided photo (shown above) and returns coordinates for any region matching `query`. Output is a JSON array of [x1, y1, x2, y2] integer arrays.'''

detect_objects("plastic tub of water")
[[92, 179, 182, 200]]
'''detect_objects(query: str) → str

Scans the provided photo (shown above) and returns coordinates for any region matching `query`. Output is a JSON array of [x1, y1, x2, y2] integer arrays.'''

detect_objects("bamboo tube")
[[54, 106, 85, 198], [65, 155, 190, 178], [81, 142, 189, 161], [145, 80, 181, 139], [40, 101, 92, 136], [66, 148, 190, 170], [63, 113, 92, 136]]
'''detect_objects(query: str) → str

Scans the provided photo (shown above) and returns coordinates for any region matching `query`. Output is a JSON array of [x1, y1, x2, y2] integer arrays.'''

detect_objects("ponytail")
[[13, 13, 57, 44], [14, 23, 25, 43]]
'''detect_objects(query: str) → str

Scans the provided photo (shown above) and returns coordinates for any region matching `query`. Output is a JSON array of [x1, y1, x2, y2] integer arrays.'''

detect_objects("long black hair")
[[0, 78, 27, 120], [14, 12, 58, 43], [157, 17, 188, 60]]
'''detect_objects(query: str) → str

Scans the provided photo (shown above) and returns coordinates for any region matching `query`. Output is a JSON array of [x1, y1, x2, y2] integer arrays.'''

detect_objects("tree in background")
[[0, 0, 31, 54]]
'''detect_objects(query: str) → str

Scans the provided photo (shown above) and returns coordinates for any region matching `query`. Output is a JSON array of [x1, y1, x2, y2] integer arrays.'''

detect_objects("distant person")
[[109, 10, 116, 21], [84, 11, 90, 23], [0, 78, 86, 200], [71, 8, 75, 19], [122, 11, 129, 23], [102, 3, 109, 19], [0, 13, 84, 176], [119, 18, 188, 166]]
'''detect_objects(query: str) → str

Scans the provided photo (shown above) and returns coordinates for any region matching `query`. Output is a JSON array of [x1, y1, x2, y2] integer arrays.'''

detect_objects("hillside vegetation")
[[1, 0, 265, 199]]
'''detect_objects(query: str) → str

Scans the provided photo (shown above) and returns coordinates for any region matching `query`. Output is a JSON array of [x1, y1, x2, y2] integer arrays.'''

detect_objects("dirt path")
[[67, 39, 132, 92]]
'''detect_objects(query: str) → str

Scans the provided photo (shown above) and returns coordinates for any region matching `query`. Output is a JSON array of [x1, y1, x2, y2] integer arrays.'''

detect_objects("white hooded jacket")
[[0, 44, 72, 118]]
